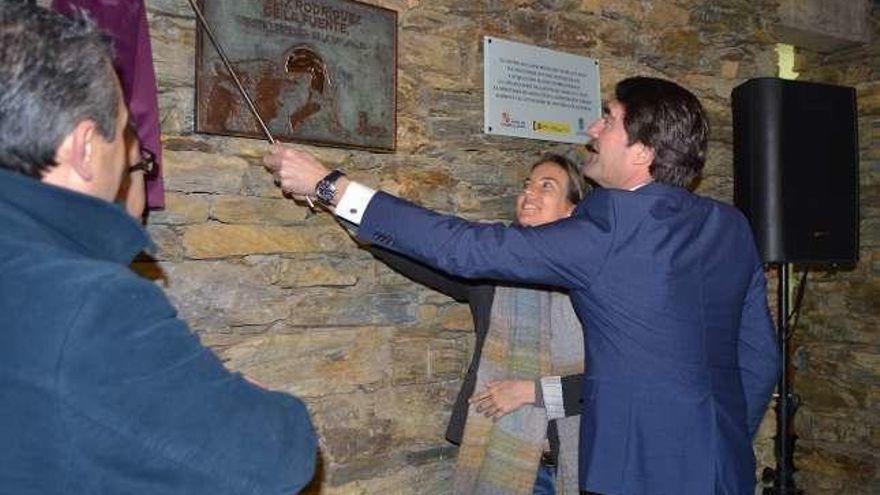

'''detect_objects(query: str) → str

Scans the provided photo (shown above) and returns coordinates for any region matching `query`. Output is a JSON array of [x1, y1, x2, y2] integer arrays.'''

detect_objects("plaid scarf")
[[454, 286, 583, 494]]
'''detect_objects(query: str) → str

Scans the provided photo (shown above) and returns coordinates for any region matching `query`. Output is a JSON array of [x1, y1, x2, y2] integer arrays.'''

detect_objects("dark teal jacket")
[[0, 169, 316, 494]]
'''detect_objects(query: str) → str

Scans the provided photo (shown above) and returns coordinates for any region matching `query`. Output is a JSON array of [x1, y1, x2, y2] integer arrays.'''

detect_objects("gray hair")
[[0, 1, 118, 178]]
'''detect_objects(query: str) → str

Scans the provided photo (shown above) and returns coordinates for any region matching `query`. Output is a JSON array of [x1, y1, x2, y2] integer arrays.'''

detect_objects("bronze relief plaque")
[[195, 0, 397, 151]]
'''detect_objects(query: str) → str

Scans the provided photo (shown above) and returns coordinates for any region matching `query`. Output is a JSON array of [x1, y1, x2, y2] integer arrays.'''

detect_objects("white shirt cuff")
[[334, 181, 376, 225], [540, 376, 565, 420]]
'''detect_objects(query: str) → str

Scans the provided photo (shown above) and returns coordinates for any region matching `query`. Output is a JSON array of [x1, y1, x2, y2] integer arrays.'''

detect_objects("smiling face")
[[582, 100, 653, 189], [515, 161, 576, 227]]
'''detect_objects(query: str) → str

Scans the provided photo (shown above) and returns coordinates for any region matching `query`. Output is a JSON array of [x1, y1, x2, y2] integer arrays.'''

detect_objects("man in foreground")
[[265, 77, 780, 494], [0, 4, 316, 493]]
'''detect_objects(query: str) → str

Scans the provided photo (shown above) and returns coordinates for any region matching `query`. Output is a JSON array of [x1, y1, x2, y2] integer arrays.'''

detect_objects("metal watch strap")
[[314, 169, 346, 205]]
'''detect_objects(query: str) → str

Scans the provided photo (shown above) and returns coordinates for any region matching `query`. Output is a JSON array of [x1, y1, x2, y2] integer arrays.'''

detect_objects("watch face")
[[315, 170, 345, 204], [316, 178, 336, 204]]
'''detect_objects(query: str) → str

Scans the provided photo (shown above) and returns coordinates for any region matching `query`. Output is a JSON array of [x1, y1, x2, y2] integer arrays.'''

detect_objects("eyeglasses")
[[128, 148, 156, 176]]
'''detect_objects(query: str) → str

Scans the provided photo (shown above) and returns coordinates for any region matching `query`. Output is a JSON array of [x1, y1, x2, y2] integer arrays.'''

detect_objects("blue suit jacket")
[[357, 183, 779, 495], [0, 169, 317, 494]]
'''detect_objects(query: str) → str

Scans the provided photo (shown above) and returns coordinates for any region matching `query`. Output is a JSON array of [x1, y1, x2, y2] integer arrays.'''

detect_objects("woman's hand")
[[469, 380, 536, 420]]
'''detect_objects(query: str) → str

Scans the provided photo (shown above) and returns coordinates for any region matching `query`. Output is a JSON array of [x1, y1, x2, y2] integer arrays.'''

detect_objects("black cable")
[[784, 266, 809, 340]]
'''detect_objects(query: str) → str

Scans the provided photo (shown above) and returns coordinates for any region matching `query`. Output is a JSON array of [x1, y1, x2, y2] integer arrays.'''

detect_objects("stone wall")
[[134, 0, 873, 493], [789, 5, 880, 494]]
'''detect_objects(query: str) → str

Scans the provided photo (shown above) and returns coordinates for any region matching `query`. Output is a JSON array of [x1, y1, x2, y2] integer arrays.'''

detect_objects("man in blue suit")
[[266, 77, 780, 494]]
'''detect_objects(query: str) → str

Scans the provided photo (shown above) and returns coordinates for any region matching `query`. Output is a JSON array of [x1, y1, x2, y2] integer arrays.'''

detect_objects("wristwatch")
[[314, 169, 346, 206]]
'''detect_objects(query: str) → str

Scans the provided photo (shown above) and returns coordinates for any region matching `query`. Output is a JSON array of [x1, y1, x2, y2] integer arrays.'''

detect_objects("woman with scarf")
[[369, 153, 587, 494]]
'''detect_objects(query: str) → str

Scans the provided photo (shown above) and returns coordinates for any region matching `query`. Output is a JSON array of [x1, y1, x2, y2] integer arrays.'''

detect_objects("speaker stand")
[[763, 263, 802, 495]]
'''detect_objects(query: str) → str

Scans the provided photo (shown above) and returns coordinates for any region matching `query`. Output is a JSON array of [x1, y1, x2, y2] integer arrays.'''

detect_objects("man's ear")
[[634, 142, 655, 168], [55, 120, 97, 182]]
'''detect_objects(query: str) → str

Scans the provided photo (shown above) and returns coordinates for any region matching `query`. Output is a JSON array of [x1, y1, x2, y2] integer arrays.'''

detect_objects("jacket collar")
[[0, 168, 150, 265], [630, 181, 679, 195], [586, 181, 684, 197]]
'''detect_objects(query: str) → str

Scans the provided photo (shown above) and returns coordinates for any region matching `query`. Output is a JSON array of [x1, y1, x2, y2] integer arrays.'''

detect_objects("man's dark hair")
[[0, 2, 118, 178], [530, 153, 588, 205], [615, 77, 709, 188]]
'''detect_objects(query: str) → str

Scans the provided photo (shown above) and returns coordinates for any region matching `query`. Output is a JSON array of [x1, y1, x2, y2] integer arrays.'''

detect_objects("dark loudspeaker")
[[732, 77, 859, 264]]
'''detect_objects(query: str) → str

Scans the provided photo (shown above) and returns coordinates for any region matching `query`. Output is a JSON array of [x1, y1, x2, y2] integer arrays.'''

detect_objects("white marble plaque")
[[484, 37, 600, 144]]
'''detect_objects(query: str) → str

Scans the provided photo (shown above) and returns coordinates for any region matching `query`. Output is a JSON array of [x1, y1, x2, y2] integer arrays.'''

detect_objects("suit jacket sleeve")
[[358, 191, 616, 290], [366, 245, 472, 302], [59, 272, 317, 493], [738, 262, 780, 438]]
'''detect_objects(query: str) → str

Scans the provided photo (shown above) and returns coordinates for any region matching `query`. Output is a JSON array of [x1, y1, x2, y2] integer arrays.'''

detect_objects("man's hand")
[[263, 144, 330, 199], [469, 380, 536, 420]]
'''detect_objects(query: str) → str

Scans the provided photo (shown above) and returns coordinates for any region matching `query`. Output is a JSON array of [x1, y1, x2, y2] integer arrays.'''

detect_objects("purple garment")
[[52, 0, 165, 209]]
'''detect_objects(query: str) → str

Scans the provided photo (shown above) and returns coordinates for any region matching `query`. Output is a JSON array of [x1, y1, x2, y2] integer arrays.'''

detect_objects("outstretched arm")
[[357, 191, 612, 290], [263, 144, 614, 290]]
